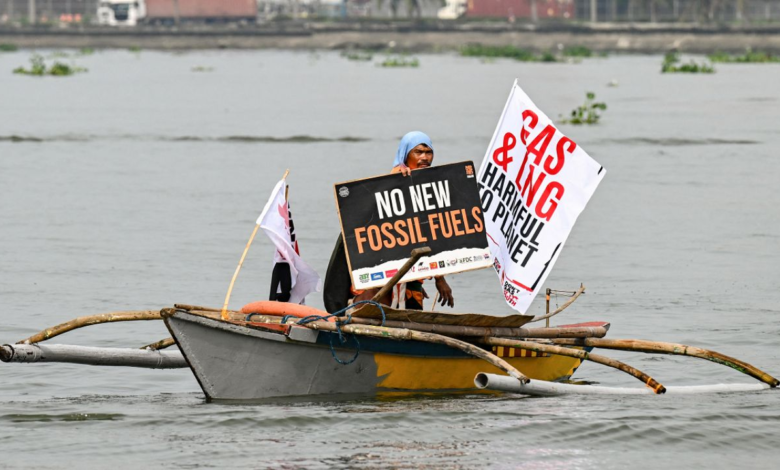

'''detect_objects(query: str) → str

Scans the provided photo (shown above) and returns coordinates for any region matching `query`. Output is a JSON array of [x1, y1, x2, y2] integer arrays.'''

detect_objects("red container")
[[466, 0, 574, 19], [145, 0, 257, 20]]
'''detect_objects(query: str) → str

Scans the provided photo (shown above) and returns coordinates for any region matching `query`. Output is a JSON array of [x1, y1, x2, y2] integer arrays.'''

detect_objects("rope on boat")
[[246, 300, 387, 366]]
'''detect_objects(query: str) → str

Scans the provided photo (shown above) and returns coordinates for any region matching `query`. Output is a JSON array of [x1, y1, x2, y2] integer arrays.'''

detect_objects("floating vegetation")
[[661, 51, 715, 74], [78, 47, 95, 56], [341, 50, 374, 62], [128, 46, 142, 53], [378, 56, 419, 68], [191, 66, 215, 72], [460, 44, 537, 61], [560, 92, 607, 125], [461, 44, 584, 63], [708, 49, 780, 63], [12, 54, 88, 77], [0, 43, 19, 52], [562, 45, 594, 58]]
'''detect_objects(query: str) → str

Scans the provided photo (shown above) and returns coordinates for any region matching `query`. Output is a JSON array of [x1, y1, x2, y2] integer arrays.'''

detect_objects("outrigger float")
[[2, 248, 777, 401]]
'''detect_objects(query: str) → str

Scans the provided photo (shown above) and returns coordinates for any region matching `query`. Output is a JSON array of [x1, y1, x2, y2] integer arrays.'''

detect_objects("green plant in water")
[[191, 66, 215, 72], [13, 54, 87, 77], [0, 43, 19, 52], [128, 46, 142, 53], [341, 50, 374, 62], [708, 49, 780, 63], [78, 47, 95, 56], [460, 44, 537, 62], [378, 56, 419, 68], [560, 92, 607, 125], [562, 45, 593, 58], [661, 51, 715, 74]]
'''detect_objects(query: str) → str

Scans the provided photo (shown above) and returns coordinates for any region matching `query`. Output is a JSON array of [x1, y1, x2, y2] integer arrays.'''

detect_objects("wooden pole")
[[530, 285, 585, 323], [371, 246, 431, 303], [295, 320, 530, 383], [239, 312, 608, 339], [140, 337, 176, 350], [18, 310, 162, 345], [220, 170, 289, 320], [550, 338, 779, 387], [482, 337, 666, 393]]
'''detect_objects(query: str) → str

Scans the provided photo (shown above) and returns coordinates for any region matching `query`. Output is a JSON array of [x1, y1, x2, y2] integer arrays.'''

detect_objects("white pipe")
[[475, 373, 771, 396], [1, 344, 186, 369]]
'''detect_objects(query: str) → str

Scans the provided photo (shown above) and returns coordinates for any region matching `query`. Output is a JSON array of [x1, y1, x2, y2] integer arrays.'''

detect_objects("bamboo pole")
[[371, 246, 431, 303], [18, 310, 162, 345], [140, 337, 176, 350], [221, 169, 289, 320], [295, 320, 529, 383], [245, 313, 608, 338], [550, 338, 779, 388], [529, 285, 585, 323], [482, 337, 666, 394]]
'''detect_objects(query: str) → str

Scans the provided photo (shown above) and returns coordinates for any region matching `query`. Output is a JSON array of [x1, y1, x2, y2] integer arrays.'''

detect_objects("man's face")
[[406, 144, 434, 169]]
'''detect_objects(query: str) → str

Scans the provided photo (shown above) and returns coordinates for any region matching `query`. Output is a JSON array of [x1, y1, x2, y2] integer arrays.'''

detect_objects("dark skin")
[[367, 143, 455, 308]]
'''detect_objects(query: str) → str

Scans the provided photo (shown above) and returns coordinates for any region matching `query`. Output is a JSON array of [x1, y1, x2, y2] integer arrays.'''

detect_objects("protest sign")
[[335, 162, 492, 289], [478, 81, 606, 314]]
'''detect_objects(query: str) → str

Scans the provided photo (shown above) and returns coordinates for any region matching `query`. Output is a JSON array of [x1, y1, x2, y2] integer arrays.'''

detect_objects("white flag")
[[257, 179, 322, 305], [478, 81, 605, 314]]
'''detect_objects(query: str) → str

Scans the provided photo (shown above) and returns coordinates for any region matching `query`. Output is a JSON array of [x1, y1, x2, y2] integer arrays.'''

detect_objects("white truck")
[[98, 0, 147, 26]]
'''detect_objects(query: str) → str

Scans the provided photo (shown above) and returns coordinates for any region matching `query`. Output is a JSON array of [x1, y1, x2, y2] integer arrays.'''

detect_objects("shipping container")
[[465, 0, 574, 19], [145, 0, 257, 23]]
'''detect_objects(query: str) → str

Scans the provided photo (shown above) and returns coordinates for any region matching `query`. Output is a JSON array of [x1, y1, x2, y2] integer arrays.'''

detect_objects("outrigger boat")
[[3, 246, 776, 401]]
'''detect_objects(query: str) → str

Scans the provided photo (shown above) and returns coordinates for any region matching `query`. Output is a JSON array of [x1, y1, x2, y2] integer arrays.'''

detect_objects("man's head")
[[406, 144, 433, 169], [394, 131, 434, 169]]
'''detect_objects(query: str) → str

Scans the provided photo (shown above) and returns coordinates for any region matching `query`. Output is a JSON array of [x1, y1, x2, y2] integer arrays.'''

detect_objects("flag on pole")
[[477, 80, 606, 314], [258, 179, 322, 305]]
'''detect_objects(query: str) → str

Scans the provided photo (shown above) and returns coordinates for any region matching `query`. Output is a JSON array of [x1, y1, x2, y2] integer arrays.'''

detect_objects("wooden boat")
[[163, 304, 609, 401]]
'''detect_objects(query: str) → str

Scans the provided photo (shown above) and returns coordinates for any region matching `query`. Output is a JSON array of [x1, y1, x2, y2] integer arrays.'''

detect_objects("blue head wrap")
[[393, 131, 434, 168]]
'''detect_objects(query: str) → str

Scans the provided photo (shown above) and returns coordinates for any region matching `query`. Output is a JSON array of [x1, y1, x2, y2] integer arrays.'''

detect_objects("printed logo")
[[438, 261, 445, 268], [483, 253, 491, 260], [465, 165, 474, 177], [338, 186, 350, 198], [459, 256, 474, 264], [419, 265, 430, 272], [385, 269, 398, 277], [370, 272, 385, 281], [359, 274, 369, 283], [429, 262, 438, 270]]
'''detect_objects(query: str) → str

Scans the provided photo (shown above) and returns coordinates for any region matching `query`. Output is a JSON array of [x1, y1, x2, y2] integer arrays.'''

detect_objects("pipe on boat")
[[0, 344, 187, 369], [474, 373, 771, 396]]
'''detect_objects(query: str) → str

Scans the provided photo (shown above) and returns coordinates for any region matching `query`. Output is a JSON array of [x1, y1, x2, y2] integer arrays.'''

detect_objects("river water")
[[1, 49, 778, 469]]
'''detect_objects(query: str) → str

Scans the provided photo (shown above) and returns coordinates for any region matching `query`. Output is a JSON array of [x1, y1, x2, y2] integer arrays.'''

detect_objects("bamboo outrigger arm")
[[1, 343, 186, 369], [550, 338, 779, 387], [482, 337, 666, 393], [297, 320, 530, 384], [17, 310, 163, 345]]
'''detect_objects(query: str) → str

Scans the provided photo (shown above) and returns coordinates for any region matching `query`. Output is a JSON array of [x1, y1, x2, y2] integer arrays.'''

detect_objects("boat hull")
[[166, 310, 593, 401]]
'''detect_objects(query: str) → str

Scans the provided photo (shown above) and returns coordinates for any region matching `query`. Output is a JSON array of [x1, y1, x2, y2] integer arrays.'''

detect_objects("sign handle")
[[371, 246, 432, 304]]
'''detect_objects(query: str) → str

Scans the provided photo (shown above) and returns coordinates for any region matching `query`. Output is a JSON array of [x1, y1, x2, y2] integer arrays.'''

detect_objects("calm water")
[[1, 49, 779, 469]]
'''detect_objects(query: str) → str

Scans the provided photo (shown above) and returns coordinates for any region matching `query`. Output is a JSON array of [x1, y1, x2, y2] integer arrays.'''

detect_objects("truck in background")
[[98, 0, 257, 26]]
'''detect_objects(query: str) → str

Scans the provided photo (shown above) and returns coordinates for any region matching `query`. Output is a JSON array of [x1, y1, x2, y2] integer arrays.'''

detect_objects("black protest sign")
[[334, 161, 492, 289]]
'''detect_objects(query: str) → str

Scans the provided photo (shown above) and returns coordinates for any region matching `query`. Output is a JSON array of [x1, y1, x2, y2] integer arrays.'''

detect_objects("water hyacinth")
[[13, 54, 87, 77], [560, 92, 607, 125], [661, 51, 715, 74]]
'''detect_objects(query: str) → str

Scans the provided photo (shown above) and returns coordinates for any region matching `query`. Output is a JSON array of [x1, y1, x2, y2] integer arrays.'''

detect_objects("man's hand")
[[434, 276, 454, 308], [392, 165, 412, 177]]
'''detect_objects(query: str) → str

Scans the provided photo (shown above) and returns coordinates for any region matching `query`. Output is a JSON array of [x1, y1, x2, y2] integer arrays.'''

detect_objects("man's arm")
[[434, 276, 454, 308]]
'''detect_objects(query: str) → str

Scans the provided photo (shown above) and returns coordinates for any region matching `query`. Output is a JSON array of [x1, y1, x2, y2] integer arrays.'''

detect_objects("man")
[[323, 131, 455, 312]]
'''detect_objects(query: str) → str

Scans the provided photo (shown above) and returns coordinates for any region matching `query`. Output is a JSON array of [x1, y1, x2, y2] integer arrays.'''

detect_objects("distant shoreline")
[[3, 22, 780, 53]]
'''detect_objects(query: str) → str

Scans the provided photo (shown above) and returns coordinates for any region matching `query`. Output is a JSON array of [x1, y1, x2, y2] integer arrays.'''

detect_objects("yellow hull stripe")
[[374, 352, 583, 391]]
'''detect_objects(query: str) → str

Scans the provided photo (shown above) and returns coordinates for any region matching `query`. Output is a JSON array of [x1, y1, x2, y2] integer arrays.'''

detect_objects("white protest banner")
[[478, 81, 605, 314], [258, 179, 322, 305]]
